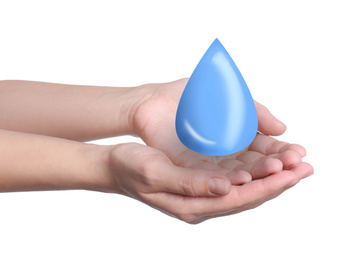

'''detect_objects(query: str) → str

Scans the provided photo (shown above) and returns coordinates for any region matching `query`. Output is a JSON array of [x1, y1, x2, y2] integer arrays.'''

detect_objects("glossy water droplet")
[[175, 38, 258, 156]]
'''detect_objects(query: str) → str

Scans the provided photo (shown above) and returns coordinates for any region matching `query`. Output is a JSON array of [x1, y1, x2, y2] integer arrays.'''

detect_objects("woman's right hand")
[[103, 142, 312, 224]]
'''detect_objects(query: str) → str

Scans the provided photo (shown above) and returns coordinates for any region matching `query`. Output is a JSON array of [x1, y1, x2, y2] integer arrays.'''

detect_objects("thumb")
[[160, 165, 231, 196], [255, 100, 286, 136]]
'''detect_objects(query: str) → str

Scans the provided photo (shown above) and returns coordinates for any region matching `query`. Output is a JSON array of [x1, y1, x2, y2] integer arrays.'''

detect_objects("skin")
[[0, 79, 313, 224]]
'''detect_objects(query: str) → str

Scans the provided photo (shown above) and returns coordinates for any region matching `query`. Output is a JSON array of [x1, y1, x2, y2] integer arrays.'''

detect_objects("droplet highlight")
[[175, 38, 258, 156]]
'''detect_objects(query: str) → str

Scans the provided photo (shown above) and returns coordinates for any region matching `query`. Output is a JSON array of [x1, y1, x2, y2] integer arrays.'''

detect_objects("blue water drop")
[[175, 38, 258, 156]]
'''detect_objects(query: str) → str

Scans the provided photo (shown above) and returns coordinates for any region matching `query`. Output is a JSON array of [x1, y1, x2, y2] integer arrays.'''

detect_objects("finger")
[[272, 150, 302, 170], [287, 162, 314, 180], [160, 164, 232, 196], [191, 161, 252, 186], [157, 170, 299, 222], [248, 157, 283, 179], [220, 157, 283, 180], [249, 133, 306, 157], [207, 170, 297, 212], [195, 161, 252, 186], [226, 170, 252, 185], [219, 151, 264, 171], [283, 144, 307, 157], [249, 134, 287, 155], [255, 101, 286, 136]]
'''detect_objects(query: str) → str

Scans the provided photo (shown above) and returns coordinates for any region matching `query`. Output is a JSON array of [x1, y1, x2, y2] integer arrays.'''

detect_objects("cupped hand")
[[107, 141, 312, 224], [131, 79, 312, 182], [114, 78, 313, 223]]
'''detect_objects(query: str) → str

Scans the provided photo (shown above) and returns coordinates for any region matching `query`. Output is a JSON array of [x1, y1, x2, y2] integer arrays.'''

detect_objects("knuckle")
[[140, 159, 160, 186], [180, 175, 197, 196], [140, 153, 169, 187]]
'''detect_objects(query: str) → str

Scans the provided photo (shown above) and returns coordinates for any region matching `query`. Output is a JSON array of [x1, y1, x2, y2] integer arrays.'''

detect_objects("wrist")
[[116, 84, 156, 136], [82, 143, 120, 193]]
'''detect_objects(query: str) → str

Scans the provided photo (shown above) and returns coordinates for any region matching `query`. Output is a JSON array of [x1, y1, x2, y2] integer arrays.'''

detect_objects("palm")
[[133, 79, 305, 182]]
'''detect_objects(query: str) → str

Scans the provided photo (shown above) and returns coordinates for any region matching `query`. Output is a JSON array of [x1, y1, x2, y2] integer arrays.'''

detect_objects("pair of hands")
[[105, 79, 313, 224]]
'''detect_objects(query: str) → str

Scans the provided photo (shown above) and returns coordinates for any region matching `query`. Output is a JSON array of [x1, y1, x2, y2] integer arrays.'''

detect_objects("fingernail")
[[209, 178, 229, 195]]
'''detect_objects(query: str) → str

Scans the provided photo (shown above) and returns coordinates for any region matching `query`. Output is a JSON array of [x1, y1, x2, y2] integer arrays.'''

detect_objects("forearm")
[[0, 80, 141, 141], [0, 129, 114, 193]]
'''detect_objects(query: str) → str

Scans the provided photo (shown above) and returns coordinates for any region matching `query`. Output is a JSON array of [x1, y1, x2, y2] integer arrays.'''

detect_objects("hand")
[[106, 141, 312, 224], [107, 78, 313, 223], [131, 79, 312, 182], [0, 79, 313, 224]]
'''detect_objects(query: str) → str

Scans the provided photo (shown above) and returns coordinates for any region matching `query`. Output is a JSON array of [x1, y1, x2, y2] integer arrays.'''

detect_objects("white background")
[[1, 0, 355, 259]]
